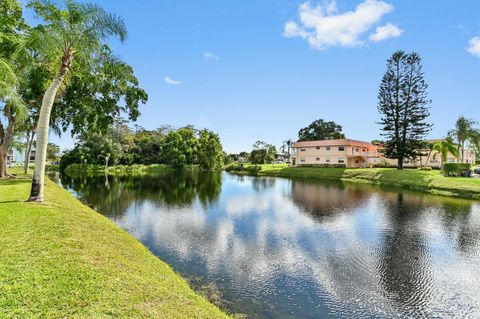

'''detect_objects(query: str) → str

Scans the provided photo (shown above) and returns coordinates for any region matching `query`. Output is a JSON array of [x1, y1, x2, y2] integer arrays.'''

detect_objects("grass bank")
[[0, 169, 229, 318], [230, 164, 480, 199]]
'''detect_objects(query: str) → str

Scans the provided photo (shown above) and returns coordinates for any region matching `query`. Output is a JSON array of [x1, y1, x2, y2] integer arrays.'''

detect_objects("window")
[[430, 159, 438, 163], [338, 146, 345, 151], [300, 158, 305, 163], [316, 157, 320, 161], [355, 148, 359, 152], [326, 146, 331, 151], [316, 146, 320, 150], [300, 148, 306, 152], [338, 157, 345, 163], [448, 158, 455, 163], [326, 158, 331, 163]]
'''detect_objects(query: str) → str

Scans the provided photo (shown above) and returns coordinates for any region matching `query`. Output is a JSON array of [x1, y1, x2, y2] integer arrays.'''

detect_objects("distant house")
[[292, 139, 380, 168], [7, 148, 36, 167], [292, 138, 476, 168]]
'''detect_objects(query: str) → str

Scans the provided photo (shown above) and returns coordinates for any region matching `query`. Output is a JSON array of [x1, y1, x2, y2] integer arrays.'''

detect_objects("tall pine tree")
[[377, 51, 432, 169]]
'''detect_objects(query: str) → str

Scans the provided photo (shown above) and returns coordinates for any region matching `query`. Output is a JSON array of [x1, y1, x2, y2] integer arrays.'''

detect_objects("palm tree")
[[423, 142, 434, 167], [449, 116, 477, 162], [280, 139, 293, 163], [432, 137, 460, 169], [0, 58, 27, 178], [27, 0, 127, 202]]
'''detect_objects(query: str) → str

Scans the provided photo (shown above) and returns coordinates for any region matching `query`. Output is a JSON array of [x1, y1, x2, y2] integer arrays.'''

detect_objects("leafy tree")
[[298, 119, 345, 141], [46, 143, 60, 162], [250, 140, 276, 164], [27, 0, 128, 201], [448, 116, 478, 162], [432, 137, 459, 168], [128, 129, 164, 165], [161, 130, 187, 169], [0, 0, 28, 177], [377, 51, 432, 169], [52, 46, 147, 137], [197, 129, 224, 170]]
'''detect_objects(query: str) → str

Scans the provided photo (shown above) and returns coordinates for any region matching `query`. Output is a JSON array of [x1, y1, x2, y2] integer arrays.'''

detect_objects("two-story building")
[[293, 138, 476, 168], [292, 139, 381, 168]]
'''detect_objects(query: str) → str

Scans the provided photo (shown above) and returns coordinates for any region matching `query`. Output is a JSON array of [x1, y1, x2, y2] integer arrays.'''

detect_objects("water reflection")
[[57, 172, 480, 318]]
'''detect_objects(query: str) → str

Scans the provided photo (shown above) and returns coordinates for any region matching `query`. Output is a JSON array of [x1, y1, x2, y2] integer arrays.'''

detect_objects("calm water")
[[55, 172, 480, 318]]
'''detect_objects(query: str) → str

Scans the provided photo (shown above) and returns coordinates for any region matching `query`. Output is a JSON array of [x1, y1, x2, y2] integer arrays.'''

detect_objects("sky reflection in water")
[[57, 172, 480, 319]]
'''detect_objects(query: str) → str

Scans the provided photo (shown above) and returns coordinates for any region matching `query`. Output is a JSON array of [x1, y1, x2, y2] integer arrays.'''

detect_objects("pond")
[[54, 171, 480, 318]]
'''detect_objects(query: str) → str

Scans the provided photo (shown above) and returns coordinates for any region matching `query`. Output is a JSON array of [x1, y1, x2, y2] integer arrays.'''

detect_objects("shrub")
[[443, 163, 472, 177], [244, 165, 262, 174], [225, 163, 244, 172]]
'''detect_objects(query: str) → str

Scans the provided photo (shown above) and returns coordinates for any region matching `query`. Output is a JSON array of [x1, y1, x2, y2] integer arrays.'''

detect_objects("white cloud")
[[284, 0, 400, 49], [369, 23, 404, 42], [163, 76, 182, 85], [204, 52, 219, 60], [467, 36, 480, 58]]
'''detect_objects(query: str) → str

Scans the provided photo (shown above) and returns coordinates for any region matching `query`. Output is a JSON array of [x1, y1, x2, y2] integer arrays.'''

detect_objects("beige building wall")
[[293, 140, 380, 168], [293, 139, 476, 168]]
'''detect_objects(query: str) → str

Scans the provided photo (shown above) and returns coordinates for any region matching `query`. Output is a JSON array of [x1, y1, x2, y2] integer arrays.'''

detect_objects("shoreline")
[[228, 166, 480, 200], [0, 169, 229, 318]]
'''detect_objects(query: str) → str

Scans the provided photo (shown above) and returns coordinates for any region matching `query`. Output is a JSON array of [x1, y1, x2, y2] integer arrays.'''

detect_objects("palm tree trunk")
[[28, 76, 65, 201], [29, 49, 73, 202], [24, 129, 35, 174]]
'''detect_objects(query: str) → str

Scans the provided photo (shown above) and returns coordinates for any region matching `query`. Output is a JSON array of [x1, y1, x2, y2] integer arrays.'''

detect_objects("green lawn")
[[0, 168, 229, 319], [237, 165, 480, 199]]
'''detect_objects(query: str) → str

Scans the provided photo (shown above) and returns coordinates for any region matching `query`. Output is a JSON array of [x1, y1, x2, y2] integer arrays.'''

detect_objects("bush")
[[225, 163, 244, 172], [443, 163, 472, 177], [244, 165, 262, 174]]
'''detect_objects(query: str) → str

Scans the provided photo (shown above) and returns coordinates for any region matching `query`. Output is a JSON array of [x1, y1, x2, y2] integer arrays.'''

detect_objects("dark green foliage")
[[61, 124, 225, 171], [298, 119, 345, 141], [52, 46, 148, 137], [197, 129, 224, 170], [250, 141, 276, 164], [443, 163, 472, 177], [250, 149, 267, 164], [225, 163, 262, 174], [46, 143, 60, 161], [377, 51, 432, 169]]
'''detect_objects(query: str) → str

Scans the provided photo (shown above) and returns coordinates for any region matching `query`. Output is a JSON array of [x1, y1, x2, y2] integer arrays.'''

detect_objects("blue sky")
[[29, 0, 479, 153]]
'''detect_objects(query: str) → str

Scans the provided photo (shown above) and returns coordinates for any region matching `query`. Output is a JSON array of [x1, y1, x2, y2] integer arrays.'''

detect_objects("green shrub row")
[[225, 163, 262, 175], [443, 163, 472, 177]]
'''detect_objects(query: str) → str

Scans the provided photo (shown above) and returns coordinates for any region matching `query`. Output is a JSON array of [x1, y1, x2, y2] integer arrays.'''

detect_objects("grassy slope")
[[0, 169, 228, 319], [239, 164, 480, 199]]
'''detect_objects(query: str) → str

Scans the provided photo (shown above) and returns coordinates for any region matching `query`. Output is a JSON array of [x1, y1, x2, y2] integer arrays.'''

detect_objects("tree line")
[[60, 123, 224, 171]]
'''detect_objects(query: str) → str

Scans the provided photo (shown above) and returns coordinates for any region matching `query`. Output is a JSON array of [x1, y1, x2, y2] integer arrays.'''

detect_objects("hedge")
[[443, 163, 472, 177]]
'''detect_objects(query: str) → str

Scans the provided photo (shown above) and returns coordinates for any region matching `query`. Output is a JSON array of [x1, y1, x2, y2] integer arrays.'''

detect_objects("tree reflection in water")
[[55, 172, 480, 318], [60, 170, 222, 218]]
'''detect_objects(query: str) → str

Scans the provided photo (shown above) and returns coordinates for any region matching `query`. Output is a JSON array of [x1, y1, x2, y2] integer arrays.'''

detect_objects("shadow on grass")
[[0, 200, 23, 204], [0, 178, 31, 186]]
